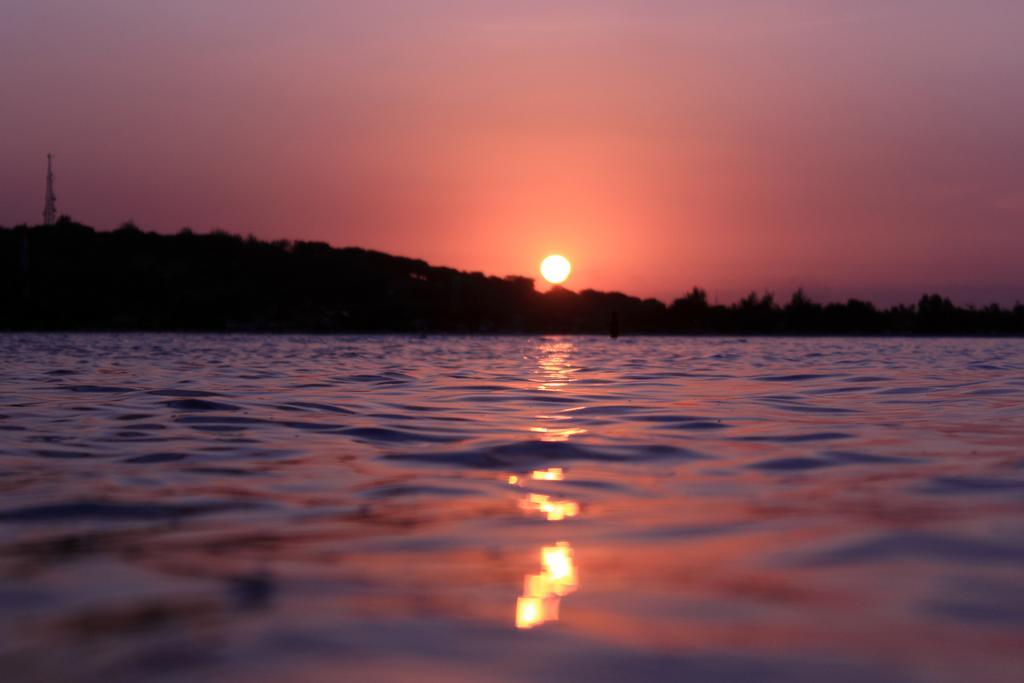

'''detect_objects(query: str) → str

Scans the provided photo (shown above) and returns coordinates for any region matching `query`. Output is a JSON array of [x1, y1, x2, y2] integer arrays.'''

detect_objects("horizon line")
[[7, 216, 1022, 311]]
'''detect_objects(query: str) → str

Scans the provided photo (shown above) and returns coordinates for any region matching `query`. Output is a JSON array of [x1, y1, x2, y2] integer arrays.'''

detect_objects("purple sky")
[[2, 1, 1023, 305]]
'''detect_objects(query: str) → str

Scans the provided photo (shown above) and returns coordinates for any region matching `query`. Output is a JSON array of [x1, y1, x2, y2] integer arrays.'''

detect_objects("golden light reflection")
[[516, 542, 578, 629], [520, 493, 580, 521], [542, 543, 577, 588], [509, 468, 568, 485], [535, 340, 576, 393], [532, 467, 564, 481], [529, 426, 588, 442], [513, 340, 582, 630], [531, 344, 585, 439], [534, 412, 574, 421]]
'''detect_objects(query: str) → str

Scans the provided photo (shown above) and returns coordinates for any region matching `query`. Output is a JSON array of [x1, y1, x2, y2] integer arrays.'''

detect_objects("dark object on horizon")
[[1, 220, 1022, 335], [42, 154, 57, 226], [609, 311, 620, 339]]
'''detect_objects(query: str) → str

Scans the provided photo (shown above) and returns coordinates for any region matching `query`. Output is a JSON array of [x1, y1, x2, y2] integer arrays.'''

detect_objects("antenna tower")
[[43, 153, 57, 225]]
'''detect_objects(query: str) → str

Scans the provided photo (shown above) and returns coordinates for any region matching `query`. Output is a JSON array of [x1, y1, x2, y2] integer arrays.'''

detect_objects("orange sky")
[[2, 1, 1023, 305]]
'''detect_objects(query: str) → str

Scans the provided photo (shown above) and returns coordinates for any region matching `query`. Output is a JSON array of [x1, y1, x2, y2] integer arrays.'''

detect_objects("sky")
[[2, 0, 1023, 305]]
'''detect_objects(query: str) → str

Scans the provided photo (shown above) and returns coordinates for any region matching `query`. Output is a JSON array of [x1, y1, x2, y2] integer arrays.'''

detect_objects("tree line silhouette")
[[2, 219, 1022, 334]]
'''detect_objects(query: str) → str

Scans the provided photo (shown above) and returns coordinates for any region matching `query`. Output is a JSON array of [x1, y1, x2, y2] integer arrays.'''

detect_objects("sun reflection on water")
[[529, 425, 588, 442], [516, 542, 578, 629], [520, 493, 580, 521], [535, 340, 576, 392], [508, 468, 566, 485], [532, 467, 565, 481], [514, 341, 585, 629]]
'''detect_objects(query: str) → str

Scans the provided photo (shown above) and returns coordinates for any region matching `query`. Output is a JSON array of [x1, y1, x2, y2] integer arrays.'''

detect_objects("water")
[[1, 334, 1023, 682]]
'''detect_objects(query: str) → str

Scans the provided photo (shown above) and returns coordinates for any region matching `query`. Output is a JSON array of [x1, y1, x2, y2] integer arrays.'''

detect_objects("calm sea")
[[1, 334, 1023, 682]]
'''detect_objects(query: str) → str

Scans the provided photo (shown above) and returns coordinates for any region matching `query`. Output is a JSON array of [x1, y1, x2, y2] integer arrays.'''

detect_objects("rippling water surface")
[[1, 334, 1023, 682]]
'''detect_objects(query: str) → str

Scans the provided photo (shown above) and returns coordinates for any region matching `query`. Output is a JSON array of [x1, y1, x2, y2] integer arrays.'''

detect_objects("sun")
[[540, 255, 572, 285]]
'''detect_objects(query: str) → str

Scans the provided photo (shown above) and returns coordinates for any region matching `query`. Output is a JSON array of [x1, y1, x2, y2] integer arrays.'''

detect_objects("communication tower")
[[43, 153, 57, 225]]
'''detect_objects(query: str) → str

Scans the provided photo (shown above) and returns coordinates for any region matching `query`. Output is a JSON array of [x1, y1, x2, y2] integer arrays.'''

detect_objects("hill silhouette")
[[2, 218, 1022, 334]]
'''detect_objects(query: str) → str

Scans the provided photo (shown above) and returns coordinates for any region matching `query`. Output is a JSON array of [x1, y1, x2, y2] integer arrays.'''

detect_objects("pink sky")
[[2, 1, 1023, 305]]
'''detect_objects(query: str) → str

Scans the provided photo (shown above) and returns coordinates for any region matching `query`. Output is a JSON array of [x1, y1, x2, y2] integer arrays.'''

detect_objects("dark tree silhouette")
[[1, 220, 1021, 335]]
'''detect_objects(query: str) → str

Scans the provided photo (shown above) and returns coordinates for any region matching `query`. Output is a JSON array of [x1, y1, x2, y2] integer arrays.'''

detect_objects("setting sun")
[[540, 255, 571, 285]]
